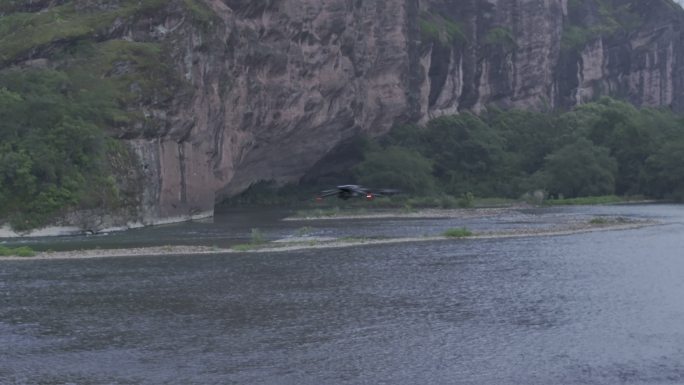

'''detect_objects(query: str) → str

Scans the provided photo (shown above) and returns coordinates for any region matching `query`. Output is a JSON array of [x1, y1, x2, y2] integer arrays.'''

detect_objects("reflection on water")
[[1, 204, 684, 384]]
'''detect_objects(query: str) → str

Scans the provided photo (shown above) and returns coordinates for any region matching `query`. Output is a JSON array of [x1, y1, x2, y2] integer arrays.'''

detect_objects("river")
[[1, 204, 684, 384]]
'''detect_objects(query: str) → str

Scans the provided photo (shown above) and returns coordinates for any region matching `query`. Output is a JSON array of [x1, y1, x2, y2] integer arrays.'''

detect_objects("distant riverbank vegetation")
[[353, 97, 684, 203], [227, 97, 684, 208]]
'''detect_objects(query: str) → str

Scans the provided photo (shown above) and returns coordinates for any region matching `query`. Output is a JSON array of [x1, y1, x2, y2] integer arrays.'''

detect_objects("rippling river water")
[[1, 204, 684, 384]]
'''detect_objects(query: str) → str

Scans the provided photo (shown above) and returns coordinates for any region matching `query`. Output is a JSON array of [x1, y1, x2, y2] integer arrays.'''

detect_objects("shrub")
[[443, 227, 473, 238], [0, 245, 35, 257], [458, 192, 475, 208], [13, 246, 35, 257], [250, 228, 265, 244], [232, 244, 256, 252], [541, 138, 618, 198], [424, 113, 505, 196], [353, 146, 436, 195]]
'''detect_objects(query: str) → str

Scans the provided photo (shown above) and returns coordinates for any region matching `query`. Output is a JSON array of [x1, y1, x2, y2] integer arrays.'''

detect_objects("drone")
[[316, 185, 401, 201]]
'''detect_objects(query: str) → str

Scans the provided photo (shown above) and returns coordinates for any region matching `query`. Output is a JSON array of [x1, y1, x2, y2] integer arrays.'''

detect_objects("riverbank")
[[0, 215, 657, 261], [0, 211, 215, 238]]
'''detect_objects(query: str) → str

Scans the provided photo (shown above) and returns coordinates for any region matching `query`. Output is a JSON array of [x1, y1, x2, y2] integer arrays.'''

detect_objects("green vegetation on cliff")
[[0, 0, 168, 65], [0, 48, 174, 229], [484, 27, 517, 49], [419, 12, 466, 46], [562, 0, 644, 51], [0, 69, 126, 230], [0, 0, 198, 231]]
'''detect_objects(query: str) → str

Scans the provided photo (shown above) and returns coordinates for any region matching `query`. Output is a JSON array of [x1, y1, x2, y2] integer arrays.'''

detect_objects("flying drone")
[[316, 185, 401, 201]]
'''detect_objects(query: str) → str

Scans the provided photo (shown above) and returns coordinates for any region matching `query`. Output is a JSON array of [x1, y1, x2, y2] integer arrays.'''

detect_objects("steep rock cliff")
[[143, 0, 422, 225], [2, 0, 684, 231], [419, 0, 684, 114]]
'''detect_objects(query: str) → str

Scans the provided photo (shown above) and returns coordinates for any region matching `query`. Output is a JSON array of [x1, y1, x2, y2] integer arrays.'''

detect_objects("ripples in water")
[[1, 204, 684, 384]]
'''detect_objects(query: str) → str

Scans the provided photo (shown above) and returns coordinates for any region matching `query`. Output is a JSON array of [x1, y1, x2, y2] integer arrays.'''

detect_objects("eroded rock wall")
[[419, 0, 567, 118], [137, 0, 422, 220]]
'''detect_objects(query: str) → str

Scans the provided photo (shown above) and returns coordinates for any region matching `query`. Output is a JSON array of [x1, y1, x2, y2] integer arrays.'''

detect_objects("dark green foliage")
[[443, 227, 473, 238], [15, 246, 35, 257], [566, 98, 679, 194], [0, 245, 36, 257], [353, 146, 436, 195], [486, 108, 567, 177], [0, 1, 201, 230], [0, 69, 122, 230], [423, 114, 505, 195], [540, 138, 618, 198], [353, 97, 684, 201], [380, 124, 424, 149], [641, 134, 684, 200]]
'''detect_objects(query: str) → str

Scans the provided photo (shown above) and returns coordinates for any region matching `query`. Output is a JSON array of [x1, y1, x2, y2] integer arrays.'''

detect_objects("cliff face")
[[131, 0, 420, 225], [422, 0, 568, 117], [3, 0, 684, 230], [572, 1, 684, 111], [420, 0, 684, 114]]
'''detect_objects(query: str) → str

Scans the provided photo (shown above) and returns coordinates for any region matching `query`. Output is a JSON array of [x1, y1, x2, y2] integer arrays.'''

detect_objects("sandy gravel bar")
[[284, 207, 518, 221], [0, 218, 657, 261]]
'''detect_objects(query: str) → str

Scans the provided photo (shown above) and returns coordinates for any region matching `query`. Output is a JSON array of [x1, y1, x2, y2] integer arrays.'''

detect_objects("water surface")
[[1, 204, 683, 384]]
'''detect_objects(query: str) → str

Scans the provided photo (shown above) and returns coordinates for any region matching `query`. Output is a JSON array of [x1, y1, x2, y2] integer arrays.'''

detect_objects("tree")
[[564, 98, 666, 194], [381, 123, 423, 150], [423, 113, 504, 195], [486, 108, 563, 174], [541, 138, 618, 198], [641, 136, 684, 200], [353, 146, 436, 195]]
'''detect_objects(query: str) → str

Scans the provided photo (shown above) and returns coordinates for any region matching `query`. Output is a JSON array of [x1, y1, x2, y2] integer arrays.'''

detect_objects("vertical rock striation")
[[135, 0, 424, 225]]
